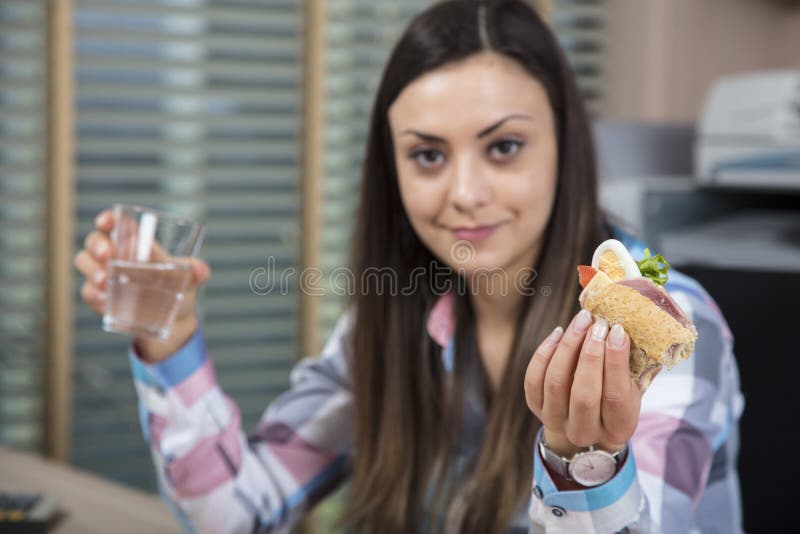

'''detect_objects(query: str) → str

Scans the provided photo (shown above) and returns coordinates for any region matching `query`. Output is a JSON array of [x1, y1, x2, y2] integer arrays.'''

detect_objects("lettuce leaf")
[[636, 248, 670, 286]]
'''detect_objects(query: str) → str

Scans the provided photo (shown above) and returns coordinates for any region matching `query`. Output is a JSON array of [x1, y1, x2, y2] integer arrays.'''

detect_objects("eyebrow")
[[400, 114, 534, 143]]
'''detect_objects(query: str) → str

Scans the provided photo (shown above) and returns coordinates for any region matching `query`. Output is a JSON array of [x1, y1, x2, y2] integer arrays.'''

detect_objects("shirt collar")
[[426, 291, 456, 348]]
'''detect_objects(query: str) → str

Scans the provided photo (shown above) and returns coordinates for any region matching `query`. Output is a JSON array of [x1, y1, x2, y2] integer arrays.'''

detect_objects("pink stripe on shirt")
[[167, 399, 243, 498], [150, 413, 168, 448], [632, 411, 682, 478], [634, 411, 713, 504], [173, 357, 217, 408], [255, 421, 337, 487]]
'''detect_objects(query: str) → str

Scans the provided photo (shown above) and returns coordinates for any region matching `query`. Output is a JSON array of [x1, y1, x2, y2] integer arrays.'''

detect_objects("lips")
[[451, 223, 501, 241]]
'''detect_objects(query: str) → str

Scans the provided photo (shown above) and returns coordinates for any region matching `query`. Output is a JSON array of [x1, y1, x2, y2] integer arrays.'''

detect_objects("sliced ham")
[[618, 278, 692, 328]]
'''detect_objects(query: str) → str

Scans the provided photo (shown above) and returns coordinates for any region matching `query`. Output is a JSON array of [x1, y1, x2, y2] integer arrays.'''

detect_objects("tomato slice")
[[577, 265, 597, 288]]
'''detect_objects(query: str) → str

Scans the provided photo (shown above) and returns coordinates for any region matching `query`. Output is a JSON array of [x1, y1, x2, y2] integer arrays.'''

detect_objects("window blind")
[[552, 0, 606, 113], [0, 0, 47, 453], [71, 0, 303, 491], [318, 0, 432, 344]]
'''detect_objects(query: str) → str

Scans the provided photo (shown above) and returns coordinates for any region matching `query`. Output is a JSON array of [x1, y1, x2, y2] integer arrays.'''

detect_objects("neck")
[[469, 285, 525, 332], [468, 283, 525, 392], [466, 246, 539, 390], [468, 244, 539, 330]]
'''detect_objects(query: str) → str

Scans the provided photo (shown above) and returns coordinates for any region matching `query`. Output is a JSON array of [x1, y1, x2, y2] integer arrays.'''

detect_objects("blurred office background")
[[1, 0, 798, 532]]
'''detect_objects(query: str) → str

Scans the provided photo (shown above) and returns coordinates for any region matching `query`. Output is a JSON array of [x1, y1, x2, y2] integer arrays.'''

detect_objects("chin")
[[452, 253, 518, 276], [451, 260, 516, 297]]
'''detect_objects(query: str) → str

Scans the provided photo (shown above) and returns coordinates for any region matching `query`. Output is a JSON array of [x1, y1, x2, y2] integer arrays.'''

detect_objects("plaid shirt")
[[129, 233, 744, 533]]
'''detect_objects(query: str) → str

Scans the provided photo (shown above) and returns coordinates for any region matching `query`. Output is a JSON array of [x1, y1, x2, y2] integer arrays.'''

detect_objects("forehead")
[[388, 52, 551, 134]]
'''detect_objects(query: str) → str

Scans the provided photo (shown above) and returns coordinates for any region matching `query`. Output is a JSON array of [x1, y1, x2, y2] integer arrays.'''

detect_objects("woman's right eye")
[[409, 148, 445, 169]]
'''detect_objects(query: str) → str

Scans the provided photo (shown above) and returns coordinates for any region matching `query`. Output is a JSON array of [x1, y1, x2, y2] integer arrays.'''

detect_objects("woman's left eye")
[[488, 139, 523, 160]]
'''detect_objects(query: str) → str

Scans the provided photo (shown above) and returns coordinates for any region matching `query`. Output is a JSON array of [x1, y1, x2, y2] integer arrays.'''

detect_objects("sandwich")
[[577, 239, 698, 388]]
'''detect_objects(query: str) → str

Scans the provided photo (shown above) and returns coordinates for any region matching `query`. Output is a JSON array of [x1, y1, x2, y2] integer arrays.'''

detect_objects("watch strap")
[[538, 436, 572, 479], [538, 434, 627, 483]]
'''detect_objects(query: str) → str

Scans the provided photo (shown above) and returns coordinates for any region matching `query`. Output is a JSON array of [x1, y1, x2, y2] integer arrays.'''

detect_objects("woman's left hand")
[[524, 310, 649, 458]]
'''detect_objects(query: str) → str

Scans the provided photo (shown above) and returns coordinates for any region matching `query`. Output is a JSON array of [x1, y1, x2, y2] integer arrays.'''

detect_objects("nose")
[[448, 155, 491, 212]]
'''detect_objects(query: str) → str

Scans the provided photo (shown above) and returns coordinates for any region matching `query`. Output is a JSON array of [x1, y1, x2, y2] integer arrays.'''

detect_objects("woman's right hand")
[[73, 209, 212, 361]]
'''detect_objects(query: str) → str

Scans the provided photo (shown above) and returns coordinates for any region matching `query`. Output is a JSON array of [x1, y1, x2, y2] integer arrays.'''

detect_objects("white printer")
[[695, 70, 800, 189]]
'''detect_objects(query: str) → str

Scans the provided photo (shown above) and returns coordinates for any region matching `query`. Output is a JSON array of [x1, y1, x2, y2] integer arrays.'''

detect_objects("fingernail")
[[574, 309, 592, 333], [97, 290, 106, 301], [609, 324, 626, 348], [96, 242, 108, 256], [547, 326, 564, 345], [93, 270, 105, 284], [95, 213, 105, 226], [591, 318, 609, 341]]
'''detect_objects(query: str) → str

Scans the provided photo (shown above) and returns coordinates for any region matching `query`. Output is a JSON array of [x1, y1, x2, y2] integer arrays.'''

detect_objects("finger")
[[566, 318, 608, 447], [94, 210, 114, 233], [83, 231, 112, 262], [190, 258, 211, 286], [171, 257, 211, 287], [524, 326, 564, 415], [80, 280, 106, 312], [601, 324, 638, 443], [73, 250, 107, 289], [542, 309, 593, 430]]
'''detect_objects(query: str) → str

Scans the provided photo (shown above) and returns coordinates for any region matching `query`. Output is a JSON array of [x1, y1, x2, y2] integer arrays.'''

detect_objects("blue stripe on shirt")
[[442, 338, 455, 373], [129, 327, 207, 389], [260, 454, 349, 527], [533, 429, 638, 512], [129, 351, 162, 389], [157, 475, 196, 534], [137, 399, 151, 443]]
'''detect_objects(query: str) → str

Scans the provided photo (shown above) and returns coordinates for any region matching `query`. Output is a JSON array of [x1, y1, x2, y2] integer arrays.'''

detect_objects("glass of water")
[[102, 204, 206, 340]]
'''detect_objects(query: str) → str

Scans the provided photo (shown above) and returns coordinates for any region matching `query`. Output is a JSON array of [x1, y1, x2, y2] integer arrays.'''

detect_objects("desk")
[[0, 446, 181, 533]]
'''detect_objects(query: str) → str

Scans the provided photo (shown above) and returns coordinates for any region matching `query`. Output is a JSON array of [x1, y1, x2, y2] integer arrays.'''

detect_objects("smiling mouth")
[[450, 222, 504, 241], [452, 224, 496, 231]]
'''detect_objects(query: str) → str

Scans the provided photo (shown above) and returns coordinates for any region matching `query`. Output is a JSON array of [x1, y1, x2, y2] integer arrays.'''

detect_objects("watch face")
[[569, 450, 617, 487]]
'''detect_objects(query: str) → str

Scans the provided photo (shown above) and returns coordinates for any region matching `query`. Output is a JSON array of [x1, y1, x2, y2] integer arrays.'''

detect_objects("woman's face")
[[389, 52, 558, 280]]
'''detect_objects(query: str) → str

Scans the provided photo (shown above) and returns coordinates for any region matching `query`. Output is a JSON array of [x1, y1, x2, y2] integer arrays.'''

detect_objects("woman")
[[74, 1, 743, 532]]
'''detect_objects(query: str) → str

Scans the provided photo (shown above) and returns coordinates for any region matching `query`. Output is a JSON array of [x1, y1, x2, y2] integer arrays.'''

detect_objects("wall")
[[601, 0, 800, 122]]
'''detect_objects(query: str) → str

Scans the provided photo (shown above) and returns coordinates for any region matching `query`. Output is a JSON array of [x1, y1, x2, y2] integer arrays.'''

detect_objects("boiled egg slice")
[[591, 239, 642, 281]]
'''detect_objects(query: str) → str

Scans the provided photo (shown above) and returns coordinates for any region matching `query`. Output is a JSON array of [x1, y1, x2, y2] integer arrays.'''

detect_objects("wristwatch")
[[539, 434, 627, 487]]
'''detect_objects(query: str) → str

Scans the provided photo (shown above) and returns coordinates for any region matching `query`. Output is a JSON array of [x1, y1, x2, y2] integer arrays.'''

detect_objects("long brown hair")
[[341, 1, 610, 531]]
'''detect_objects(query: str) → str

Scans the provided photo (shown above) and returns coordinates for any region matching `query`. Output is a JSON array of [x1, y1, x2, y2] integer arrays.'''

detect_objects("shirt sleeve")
[[528, 427, 648, 533], [129, 309, 356, 533], [528, 271, 744, 534]]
